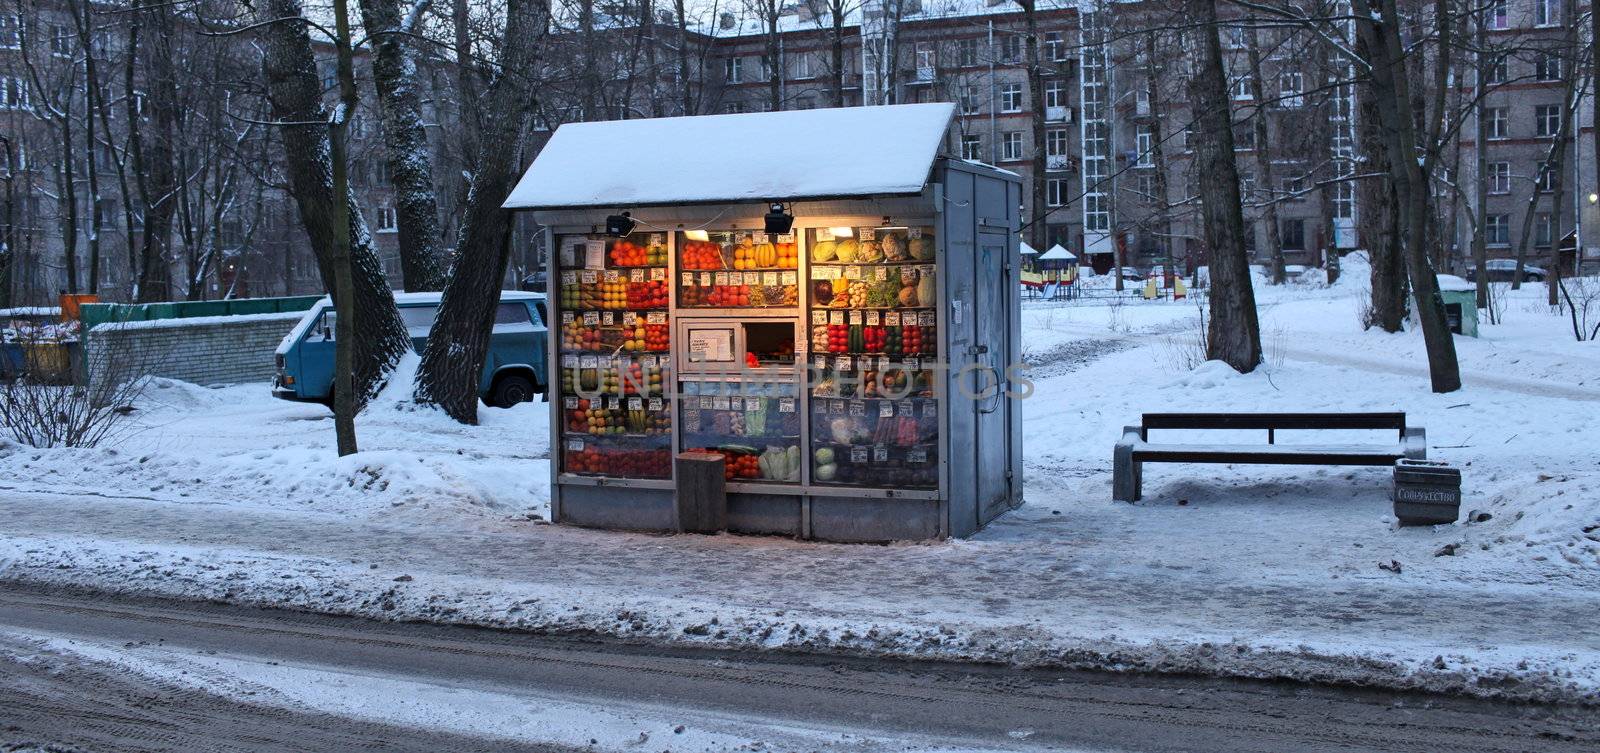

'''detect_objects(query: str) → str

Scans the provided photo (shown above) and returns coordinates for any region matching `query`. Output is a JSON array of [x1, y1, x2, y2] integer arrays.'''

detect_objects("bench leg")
[[1113, 427, 1143, 502]]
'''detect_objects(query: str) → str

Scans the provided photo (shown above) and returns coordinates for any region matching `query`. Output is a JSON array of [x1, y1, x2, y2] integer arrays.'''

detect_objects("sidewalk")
[[2, 488, 1595, 704]]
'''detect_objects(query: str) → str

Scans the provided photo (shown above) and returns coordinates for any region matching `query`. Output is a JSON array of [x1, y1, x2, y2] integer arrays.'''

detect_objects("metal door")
[[973, 232, 1011, 525]]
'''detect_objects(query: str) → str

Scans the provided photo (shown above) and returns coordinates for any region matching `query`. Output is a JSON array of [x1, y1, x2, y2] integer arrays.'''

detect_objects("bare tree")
[[1243, 24, 1285, 284], [414, 0, 550, 423], [1350, 0, 1459, 392], [256, 0, 411, 416], [1186, 0, 1261, 371]]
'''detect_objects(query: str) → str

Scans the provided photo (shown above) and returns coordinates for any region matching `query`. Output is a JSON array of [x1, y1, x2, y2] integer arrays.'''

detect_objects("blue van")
[[273, 291, 548, 408]]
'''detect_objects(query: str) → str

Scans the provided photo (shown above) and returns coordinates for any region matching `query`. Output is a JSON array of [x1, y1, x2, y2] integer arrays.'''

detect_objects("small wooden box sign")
[[1393, 459, 1461, 526]]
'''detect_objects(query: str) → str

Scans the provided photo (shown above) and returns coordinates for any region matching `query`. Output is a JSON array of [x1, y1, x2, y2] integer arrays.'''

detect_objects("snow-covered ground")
[[2, 262, 1597, 704]]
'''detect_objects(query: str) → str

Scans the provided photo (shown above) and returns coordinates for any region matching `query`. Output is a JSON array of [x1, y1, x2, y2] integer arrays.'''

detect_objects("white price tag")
[[814, 355, 828, 370], [844, 266, 863, 280], [885, 311, 900, 326], [700, 272, 713, 287], [606, 397, 621, 410], [919, 311, 936, 326], [561, 271, 577, 284], [562, 311, 575, 323], [848, 310, 863, 325], [650, 233, 665, 245], [879, 401, 894, 418], [579, 355, 598, 368], [567, 438, 585, 451], [628, 397, 643, 410], [866, 311, 880, 326], [849, 401, 865, 417], [712, 397, 730, 411], [778, 233, 795, 243], [908, 227, 923, 239], [830, 311, 845, 325], [602, 311, 615, 325], [898, 400, 915, 416], [651, 267, 667, 281], [682, 272, 695, 286], [580, 270, 598, 284], [908, 449, 927, 463], [858, 227, 875, 240], [875, 267, 888, 282], [830, 400, 846, 414], [648, 397, 664, 411], [622, 312, 638, 325], [641, 355, 658, 367], [781, 271, 797, 285], [906, 357, 920, 370], [584, 240, 606, 269], [603, 269, 620, 283], [812, 311, 828, 325], [647, 311, 666, 324], [778, 398, 795, 413], [757, 232, 771, 243], [763, 272, 779, 286], [714, 272, 729, 286], [851, 445, 869, 463], [562, 355, 578, 368], [630, 268, 645, 282], [563, 397, 578, 409], [873, 445, 889, 462], [923, 401, 938, 417], [837, 356, 852, 371]]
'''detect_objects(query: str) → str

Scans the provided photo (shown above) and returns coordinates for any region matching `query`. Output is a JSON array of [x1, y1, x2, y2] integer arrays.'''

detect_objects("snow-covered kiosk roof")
[[1020, 241, 1038, 255], [503, 103, 956, 210], [1039, 244, 1077, 261]]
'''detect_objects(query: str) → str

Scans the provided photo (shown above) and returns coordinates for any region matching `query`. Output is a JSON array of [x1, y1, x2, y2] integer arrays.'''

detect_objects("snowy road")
[[2, 488, 1597, 704], [2, 584, 1595, 753]]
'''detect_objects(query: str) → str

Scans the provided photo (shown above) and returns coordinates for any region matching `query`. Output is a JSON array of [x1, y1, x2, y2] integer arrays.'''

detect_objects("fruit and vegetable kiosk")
[[504, 102, 1024, 541]]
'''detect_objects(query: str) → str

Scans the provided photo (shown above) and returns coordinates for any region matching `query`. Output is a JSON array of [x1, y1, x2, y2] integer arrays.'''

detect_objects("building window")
[[725, 57, 742, 83], [1134, 125, 1153, 167], [960, 134, 982, 161], [1485, 55, 1507, 84], [1486, 161, 1511, 194], [723, 101, 745, 114], [1535, 213, 1553, 246], [1485, 107, 1507, 139], [958, 38, 978, 67], [376, 206, 397, 232], [1534, 104, 1561, 137], [1534, 0, 1558, 26], [1225, 26, 1246, 50], [1044, 79, 1066, 109], [1044, 32, 1065, 62], [1278, 72, 1303, 107], [1488, 0, 1508, 30], [1281, 174, 1306, 197], [1000, 35, 1021, 64], [1, 76, 27, 110], [1536, 164, 1556, 192], [50, 24, 71, 57], [914, 43, 934, 74], [1046, 178, 1067, 207], [1046, 128, 1069, 158], [1135, 173, 1157, 201], [792, 52, 813, 79], [959, 84, 980, 115], [1236, 126, 1256, 151], [0, 15, 19, 50], [1001, 131, 1023, 161], [1334, 173, 1355, 219], [1232, 74, 1253, 100], [1000, 83, 1023, 112], [1534, 52, 1561, 82], [1281, 219, 1305, 250], [1485, 214, 1509, 245]]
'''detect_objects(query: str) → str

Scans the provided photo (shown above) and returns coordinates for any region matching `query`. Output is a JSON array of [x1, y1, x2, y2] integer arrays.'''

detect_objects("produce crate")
[[1393, 459, 1461, 525]]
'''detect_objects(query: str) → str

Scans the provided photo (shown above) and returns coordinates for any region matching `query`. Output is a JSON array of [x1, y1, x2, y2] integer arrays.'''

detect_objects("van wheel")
[[489, 374, 536, 408]]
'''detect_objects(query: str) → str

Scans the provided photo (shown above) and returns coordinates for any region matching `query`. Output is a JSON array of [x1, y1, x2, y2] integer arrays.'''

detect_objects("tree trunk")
[[359, 0, 447, 292], [830, 2, 846, 106], [1145, 33, 1175, 278], [257, 0, 410, 406], [414, 0, 549, 423], [1355, 32, 1406, 331], [0, 138, 12, 309], [133, 1, 180, 302], [1352, 0, 1460, 392], [1471, 14, 1489, 310], [330, 0, 361, 456], [1244, 27, 1284, 284], [1186, 0, 1261, 372]]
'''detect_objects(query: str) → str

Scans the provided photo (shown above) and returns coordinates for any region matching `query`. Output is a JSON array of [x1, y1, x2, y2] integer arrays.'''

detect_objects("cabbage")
[[829, 417, 855, 443], [814, 447, 835, 465], [814, 462, 838, 481]]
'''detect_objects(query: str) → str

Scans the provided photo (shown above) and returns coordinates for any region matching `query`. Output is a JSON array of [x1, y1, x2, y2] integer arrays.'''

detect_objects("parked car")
[[1113, 266, 1145, 281], [273, 291, 548, 408], [1466, 259, 1547, 283]]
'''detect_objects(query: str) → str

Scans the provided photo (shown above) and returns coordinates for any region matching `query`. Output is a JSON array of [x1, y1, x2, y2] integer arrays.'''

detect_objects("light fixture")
[[1589, 192, 1598, 206], [684, 229, 710, 242], [605, 211, 635, 238], [829, 226, 856, 239], [763, 202, 794, 235]]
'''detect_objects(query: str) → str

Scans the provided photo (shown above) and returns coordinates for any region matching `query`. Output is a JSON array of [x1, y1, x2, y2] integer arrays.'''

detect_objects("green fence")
[[79, 295, 323, 330]]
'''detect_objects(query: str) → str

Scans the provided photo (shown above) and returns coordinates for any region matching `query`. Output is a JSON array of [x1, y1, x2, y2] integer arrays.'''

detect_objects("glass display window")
[[677, 230, 800, 309]]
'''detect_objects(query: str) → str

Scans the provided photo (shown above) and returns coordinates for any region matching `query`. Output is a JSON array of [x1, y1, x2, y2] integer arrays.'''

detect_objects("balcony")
[[1046, 106, 1074, 123], [1046, 154, 1075, 173]]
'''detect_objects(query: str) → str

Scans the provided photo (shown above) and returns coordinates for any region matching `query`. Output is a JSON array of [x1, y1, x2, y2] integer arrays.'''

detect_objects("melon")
[[917, 273, 935, 308], [835, 239, 859, 263], [811, 240, 837, 262], [909, 237, 935, 260]]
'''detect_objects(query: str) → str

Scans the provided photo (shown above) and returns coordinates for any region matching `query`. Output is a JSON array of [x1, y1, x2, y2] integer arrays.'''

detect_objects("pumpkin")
[[909, 237, 935, 260], [812, 240, 837, 262]]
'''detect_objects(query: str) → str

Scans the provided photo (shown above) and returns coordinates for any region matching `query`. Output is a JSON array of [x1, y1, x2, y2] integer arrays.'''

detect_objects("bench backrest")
[[1141, 412, 1407, 435]]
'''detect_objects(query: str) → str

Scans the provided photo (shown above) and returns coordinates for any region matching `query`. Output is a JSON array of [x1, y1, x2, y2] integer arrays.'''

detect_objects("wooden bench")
[[1113, 412, 1426, 502]]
